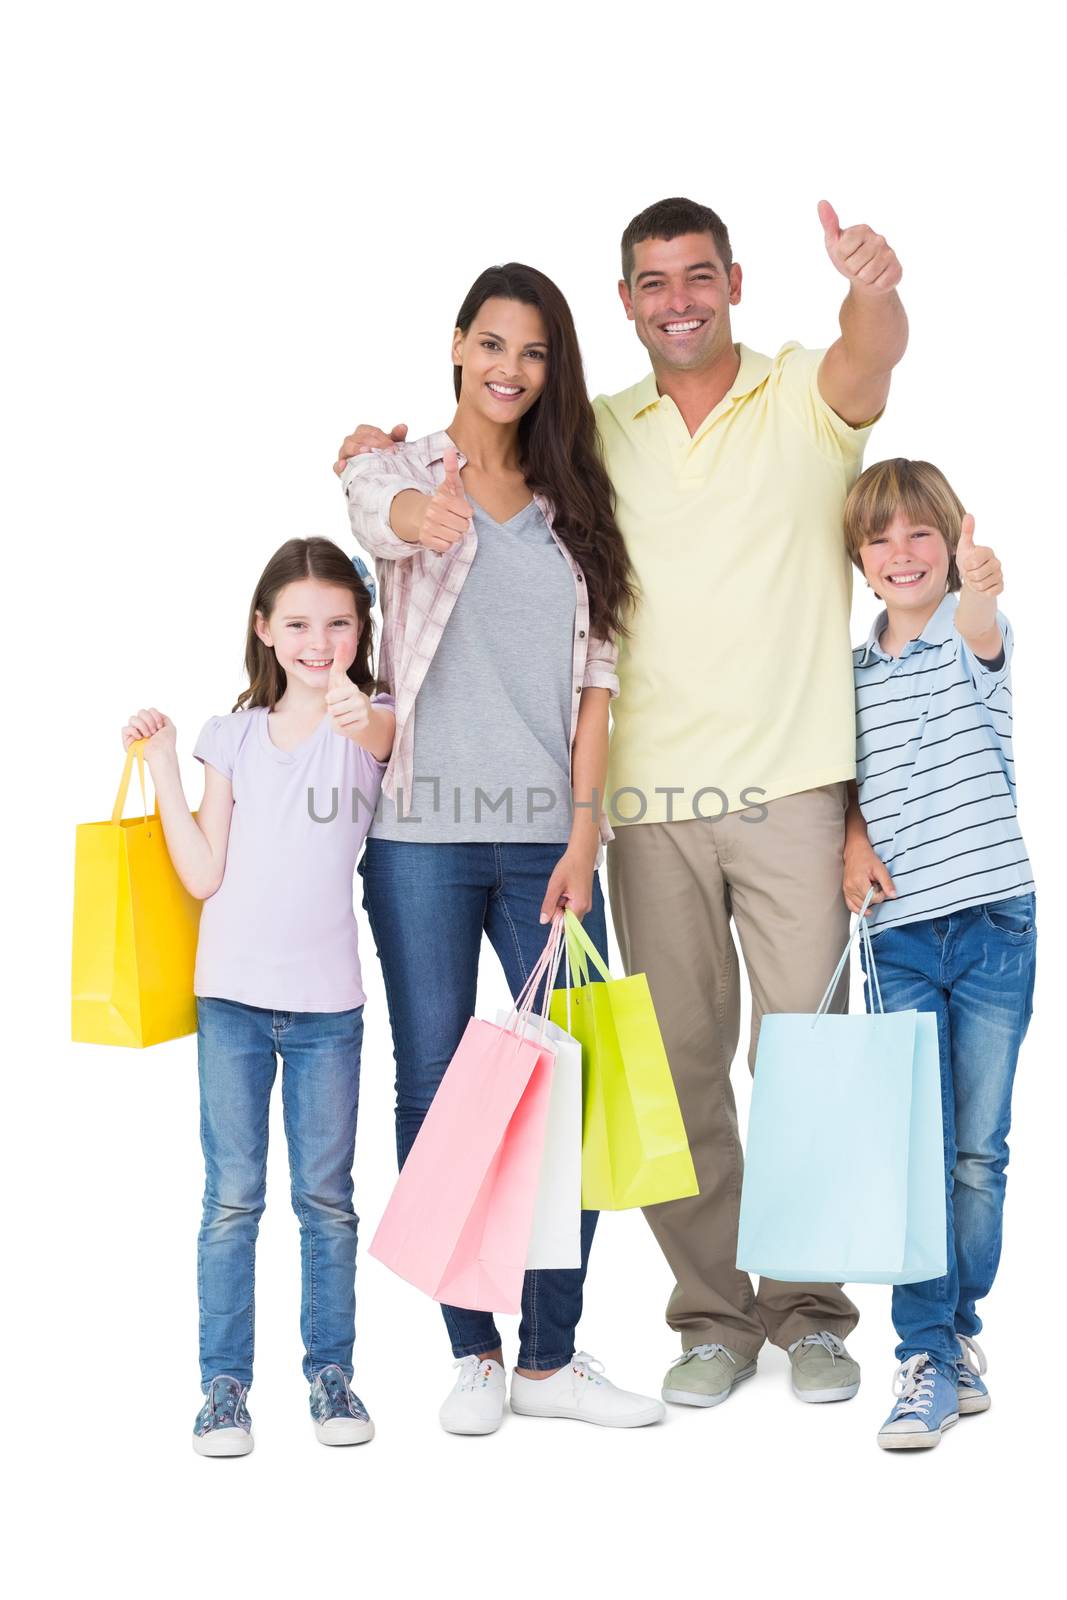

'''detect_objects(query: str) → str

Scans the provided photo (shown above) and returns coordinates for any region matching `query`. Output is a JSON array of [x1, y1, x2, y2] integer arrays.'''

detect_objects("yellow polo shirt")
[[594, 342, 874, 826]]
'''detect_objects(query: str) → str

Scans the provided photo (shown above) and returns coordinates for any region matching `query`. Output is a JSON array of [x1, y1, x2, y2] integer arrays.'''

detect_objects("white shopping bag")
[[494, 1008, 582, 1269]]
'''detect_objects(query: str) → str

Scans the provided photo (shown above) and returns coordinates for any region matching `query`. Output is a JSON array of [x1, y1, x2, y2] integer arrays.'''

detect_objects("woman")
[[340, 263, 661, 1434]]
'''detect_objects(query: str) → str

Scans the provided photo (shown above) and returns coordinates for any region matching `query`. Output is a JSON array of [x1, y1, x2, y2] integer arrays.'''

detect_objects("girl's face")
[[453, 297, 548, 425], [859, 511, 951, 613], [255, 580, 361, 689]]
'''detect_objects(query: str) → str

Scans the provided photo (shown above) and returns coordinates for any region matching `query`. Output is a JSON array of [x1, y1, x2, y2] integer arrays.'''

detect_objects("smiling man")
[[600, 196, 907, 1412]]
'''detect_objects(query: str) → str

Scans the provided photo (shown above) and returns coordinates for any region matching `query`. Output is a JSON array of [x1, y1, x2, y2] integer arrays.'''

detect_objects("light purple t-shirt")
[[192, 697, 393, 1012]]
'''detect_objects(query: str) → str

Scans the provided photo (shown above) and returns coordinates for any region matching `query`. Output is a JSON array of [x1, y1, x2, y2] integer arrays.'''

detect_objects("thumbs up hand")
[[955, 513, 1003, 596], [416, 446, 473, 555], [818, 199, 902, 294], [325, 652, 371, 739]]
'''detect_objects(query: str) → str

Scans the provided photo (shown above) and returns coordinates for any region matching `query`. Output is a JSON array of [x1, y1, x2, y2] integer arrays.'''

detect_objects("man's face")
[[619, 233, 742, 373]]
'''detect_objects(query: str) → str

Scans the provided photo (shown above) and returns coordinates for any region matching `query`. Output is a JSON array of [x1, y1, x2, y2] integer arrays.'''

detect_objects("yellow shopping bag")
[[549, 910, 698, 1210], [71, 740, 201, 1046]]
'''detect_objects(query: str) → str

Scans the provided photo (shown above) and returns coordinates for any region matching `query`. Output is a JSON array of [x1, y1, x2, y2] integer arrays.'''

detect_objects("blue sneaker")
[[956, 1335, 991, 1415], [309, 1364, 375, 1447], [193, 1375, 253, 1457], [877, 1354, 959, 1451]]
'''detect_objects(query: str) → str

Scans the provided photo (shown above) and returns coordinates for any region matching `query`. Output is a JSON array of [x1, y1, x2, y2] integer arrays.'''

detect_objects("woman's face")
[[255, 580, 361, 689], [453, 297, 548, 425]]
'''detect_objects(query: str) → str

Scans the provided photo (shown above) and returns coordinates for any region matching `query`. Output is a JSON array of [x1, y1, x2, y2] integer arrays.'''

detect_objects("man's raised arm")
[[816, 199, 908, 427]]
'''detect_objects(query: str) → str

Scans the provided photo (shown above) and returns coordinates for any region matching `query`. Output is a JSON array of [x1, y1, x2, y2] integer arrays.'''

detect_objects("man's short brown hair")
[[843, 458, 966, 593], [620, 197, 732, 285]]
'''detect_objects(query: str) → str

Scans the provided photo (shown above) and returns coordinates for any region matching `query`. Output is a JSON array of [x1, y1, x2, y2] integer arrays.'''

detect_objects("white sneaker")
[[439, 1356, 507, 1436], [509, 1352, 665, 1428]]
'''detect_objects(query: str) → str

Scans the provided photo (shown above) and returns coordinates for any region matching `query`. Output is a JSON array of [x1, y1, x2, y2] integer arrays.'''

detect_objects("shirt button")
[[576, 573, 584, 583], [575, 685, 582, 696], [579, 630, 586, 639]]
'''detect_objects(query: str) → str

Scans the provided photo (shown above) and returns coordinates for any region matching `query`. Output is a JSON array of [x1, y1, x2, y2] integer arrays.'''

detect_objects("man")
[[334, 196, 907, 1411]]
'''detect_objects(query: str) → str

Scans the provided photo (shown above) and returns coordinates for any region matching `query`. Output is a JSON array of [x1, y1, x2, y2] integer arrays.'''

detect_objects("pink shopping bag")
[[369, 926, 564, 1313]]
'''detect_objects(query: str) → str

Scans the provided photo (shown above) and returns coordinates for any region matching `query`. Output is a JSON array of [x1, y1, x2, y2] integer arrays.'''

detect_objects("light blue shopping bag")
[[736, 893, 946, 1285]]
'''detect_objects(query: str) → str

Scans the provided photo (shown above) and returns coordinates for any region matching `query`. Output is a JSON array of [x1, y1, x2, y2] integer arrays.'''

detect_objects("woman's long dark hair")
[[453, 263, 638, 638], [234, 537, 378, 711]]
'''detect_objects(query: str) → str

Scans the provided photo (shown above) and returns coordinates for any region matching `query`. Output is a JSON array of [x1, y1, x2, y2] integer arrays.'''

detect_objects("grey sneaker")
[[787, 1331, 860, 1403], [956, 1335, 991, 1415], [193, 1375, 253, 1457], [309, 1364, 375, 1446], [661, 1343, 757, 1407]]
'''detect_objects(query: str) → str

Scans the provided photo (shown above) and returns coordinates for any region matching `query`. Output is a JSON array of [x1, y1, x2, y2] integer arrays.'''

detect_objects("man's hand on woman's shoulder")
[[333, 422, 408, 476]]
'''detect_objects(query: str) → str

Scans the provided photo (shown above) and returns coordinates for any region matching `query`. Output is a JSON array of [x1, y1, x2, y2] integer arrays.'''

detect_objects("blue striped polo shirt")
[[853, 592, 1034, 935]]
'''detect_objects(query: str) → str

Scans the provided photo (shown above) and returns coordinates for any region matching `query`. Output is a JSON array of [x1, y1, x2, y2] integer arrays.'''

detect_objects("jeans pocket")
[[980, 893, 1036, 939]]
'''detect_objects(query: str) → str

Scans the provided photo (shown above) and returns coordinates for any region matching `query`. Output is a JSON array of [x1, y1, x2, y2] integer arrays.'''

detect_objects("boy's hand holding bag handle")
[[71, 739, 202, 1047], [549, 908, 699, 1211], [736, 888, 946, 1285], [369, 919, 569, 1313]]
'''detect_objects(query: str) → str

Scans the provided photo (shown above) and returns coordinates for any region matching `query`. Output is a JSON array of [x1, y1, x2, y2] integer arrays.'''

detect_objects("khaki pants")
[[607, 783, 859, 1360]]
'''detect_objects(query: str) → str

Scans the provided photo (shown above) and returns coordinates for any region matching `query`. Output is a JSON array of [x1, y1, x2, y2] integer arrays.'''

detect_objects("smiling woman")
[[335, 260, 661, 1434]]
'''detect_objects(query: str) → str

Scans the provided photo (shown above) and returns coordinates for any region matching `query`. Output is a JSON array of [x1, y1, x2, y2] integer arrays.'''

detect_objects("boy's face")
[[619, 233, 742, 374], [859, 512, 950, 612]]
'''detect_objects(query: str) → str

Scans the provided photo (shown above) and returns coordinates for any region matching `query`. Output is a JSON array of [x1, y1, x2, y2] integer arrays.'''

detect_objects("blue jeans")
[[196, 997, 364, 1388], [359, 838, 604, 1369], [860, 894, 1037, 1378]]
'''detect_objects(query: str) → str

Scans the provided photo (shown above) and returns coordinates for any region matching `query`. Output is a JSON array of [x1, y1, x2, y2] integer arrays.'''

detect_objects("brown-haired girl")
[[121, 537, 395, 1457]]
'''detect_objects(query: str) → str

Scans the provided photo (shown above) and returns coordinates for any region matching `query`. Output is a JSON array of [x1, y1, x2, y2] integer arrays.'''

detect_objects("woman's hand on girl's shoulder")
[[122, 708, 177, 765]]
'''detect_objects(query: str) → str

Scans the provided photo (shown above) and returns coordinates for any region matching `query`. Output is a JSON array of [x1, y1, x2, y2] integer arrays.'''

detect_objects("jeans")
[[860, 894, 1037, 1378], [196, 997, 364, 1388], [359, 838, 604, 1369]]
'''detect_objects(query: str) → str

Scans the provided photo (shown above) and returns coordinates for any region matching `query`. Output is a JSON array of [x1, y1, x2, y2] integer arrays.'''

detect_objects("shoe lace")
[[956, 1334, 987, 1387], [205, 1374, 248, 1425], [313, 1363, 362, 1417], [570, 1351, 606, 1385], [669, 1343, 736, 1369], [787, 1331, 847, 1363], [891, 1353, 937, 1417], [454, 1355, 492, 1394]]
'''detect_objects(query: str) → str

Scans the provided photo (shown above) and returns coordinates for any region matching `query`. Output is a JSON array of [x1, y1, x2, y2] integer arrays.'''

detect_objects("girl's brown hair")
[[452, 263, 639, 639], [843, 458, 966, 593], [234, 537, 377, 712]]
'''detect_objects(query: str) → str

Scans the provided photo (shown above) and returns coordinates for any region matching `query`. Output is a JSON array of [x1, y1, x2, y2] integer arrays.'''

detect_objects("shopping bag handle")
[[811, 886, 883, 1025], [562, 908, 612, 985], [111, 739, 156, 825], [501, 915, 568, 1042]]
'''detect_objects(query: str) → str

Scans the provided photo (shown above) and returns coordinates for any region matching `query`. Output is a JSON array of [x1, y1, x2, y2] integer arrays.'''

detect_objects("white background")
[[5, 2, 1063, 1595]]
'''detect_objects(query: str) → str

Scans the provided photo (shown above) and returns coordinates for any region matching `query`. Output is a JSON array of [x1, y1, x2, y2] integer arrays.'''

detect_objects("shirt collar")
[[629, 344, 773, 420], [860, 592, 957, 664]]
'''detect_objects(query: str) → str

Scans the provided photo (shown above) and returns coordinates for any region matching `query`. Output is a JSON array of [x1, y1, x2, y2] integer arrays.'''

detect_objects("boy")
[[842, 458, 1036, 1450]]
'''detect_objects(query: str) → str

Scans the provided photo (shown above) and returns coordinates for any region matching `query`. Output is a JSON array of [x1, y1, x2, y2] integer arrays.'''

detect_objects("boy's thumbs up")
[[958, 512, 976, 558], [817, 199, 841, 245]]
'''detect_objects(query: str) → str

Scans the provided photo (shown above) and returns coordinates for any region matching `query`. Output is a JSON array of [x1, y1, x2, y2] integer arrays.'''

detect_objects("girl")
[[122, 537, 395, 1456], [842, 459, 1036, 1450], [337, 263, 663, 1434]]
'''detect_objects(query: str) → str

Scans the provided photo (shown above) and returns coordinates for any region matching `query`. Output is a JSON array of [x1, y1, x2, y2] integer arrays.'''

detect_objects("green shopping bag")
[[549, 910, 698, 1210]]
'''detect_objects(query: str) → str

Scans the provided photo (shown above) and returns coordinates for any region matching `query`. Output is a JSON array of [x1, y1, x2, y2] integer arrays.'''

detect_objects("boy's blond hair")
[[843, 458, 965, 594]]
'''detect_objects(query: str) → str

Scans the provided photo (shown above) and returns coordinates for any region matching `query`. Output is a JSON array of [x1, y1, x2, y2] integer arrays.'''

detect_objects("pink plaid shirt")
[[340, 431, 619, 843]]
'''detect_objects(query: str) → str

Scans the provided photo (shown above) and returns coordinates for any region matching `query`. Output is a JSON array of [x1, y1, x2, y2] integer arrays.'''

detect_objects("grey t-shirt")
[[371, 497, 577, 843]]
